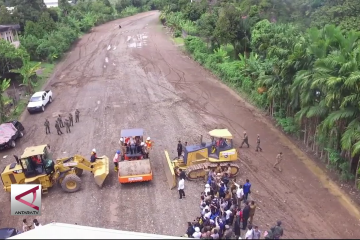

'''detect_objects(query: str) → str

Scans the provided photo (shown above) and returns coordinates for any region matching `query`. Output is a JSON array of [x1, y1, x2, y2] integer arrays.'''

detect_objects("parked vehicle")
[[27, 90, 53, 113], [0, 121, 24, 150], [0, 228, 21, 239]]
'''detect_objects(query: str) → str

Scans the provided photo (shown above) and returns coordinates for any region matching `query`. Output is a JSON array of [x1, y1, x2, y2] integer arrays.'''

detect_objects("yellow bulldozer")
[[1, 144, 109, 194], [164, 129, 240, 189]]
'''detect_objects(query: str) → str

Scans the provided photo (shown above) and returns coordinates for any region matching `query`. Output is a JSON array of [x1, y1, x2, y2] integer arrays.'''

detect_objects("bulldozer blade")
[[164, 150, 176, 190], [93, 155, 109, 187]]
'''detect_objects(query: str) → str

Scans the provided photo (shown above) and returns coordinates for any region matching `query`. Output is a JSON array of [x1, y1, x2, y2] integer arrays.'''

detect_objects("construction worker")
[[90, 149, 102, 163], [64, 118, 71, 133], [68, 113, 74, 126], [255, 134, 262, 152], [177, 141, 182, 158], [140, 142, 147, 156], [113, 150, 120, 172], [145, 137, 153, 158], [44, 119, 50, 134], [240, 131, 249, 148], [145, 137, 152, 149], [75, 109, 80, 123], [274, 152, 283, 171], [57, 114, 64, 128], [55, 121, 63, 135]]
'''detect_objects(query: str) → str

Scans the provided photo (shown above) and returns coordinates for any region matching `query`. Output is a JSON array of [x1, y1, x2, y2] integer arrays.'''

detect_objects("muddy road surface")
[[0, 11, 359, 238]]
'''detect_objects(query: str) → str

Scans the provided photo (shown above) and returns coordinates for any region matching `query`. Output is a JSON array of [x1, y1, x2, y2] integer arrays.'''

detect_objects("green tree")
[[59, 0, 73, 16], [38, 12, 56, 33], [9, 0, 47, 30], [24, 20, 45, 39], [0, 79, 11, 122], [0, 5, 15, 24], [196, 13, 218, 46], [11, 59, 41, 93], [0, 40, 27, 78], [214, 4, 250, 57]]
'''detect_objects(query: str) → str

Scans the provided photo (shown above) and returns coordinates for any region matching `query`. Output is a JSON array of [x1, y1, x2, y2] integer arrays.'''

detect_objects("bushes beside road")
[[160, 0, 360, 188], [0, 0, 157, 121]]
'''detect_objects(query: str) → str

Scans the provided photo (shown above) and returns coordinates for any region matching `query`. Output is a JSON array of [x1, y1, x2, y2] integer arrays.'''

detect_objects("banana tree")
[[11, 60, 41, 94], [0, 79, 11, 122]]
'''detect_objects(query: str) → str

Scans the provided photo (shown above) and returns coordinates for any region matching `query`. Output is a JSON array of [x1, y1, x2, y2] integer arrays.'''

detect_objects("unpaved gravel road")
[[0, 11, 360, 238]]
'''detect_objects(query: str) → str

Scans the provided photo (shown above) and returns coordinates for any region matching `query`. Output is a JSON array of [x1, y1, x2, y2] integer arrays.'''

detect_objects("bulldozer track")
[[185, 162, 240, 181]]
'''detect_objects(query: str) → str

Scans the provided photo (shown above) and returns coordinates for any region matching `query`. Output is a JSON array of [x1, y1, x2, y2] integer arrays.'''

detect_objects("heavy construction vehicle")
[[118, 129, 153, 184], [164, 129, 240, 189], [1, 144, 109, 194]]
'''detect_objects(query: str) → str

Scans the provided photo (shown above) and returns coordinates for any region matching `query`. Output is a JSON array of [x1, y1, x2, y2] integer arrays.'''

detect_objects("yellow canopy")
[[208, 129, 233, 139], [21, 145, 48, 159]]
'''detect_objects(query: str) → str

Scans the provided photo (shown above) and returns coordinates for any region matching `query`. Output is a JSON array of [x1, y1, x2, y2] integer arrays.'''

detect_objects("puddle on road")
[[127, 33, 148, 49]]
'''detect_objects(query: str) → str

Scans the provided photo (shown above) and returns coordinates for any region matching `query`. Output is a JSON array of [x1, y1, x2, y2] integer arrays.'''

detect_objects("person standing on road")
[[75, 109, 80, 122], [273, 152, 283, 172], [177, 140, 183, 158], [242, 201, 250, 231], [57, 114, 64, 128], [178, 177, 185, 199], [55, 121, 63, 135], [272, 221, 284, 239], [240, 131, 249, 148], [179, 168, 186, 179], [233, 181, 244, 209], [44, 119, 50, 134], [68, 113, 74, 126], [243, 179, 251, 202], [64, 118, 71, 133], [113, 150, 120, 172], [249, 201, 257, 225], [255, 134, 262, 152], [245, 225, 254, 239], [253, 226, 261, 239]]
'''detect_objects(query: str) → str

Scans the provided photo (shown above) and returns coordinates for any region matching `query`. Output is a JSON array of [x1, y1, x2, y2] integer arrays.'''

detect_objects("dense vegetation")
[[160, 0, 360, 186], [0, 0, 158, 120]]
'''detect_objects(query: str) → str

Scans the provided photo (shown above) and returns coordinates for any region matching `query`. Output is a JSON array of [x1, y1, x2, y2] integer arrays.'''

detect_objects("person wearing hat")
[[113, 150, 121, 172], [192, 226, 201, 238], [90, 149, 102, 163]]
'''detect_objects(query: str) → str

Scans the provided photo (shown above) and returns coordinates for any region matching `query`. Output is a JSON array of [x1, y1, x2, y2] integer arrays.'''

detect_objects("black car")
[[0, 228, 21, 239], [0, 120, 25, 150]]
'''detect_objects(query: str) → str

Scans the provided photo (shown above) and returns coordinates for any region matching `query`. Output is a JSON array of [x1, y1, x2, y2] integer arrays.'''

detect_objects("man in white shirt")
[[204, 209, 211, 219], [202, 204, 210, 215], [233, 181, 244, 208], [245, 225, 254, 239], [192, 227, 201, 238], [178, 177, 185, 199]]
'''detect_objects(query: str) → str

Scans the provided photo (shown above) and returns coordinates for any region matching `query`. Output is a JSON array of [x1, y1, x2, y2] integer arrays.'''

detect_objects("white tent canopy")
[[9, 223, 183, 239]]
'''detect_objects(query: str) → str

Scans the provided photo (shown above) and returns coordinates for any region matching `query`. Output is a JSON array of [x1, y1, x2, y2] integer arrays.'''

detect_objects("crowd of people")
[[183, 166, 284, 239]]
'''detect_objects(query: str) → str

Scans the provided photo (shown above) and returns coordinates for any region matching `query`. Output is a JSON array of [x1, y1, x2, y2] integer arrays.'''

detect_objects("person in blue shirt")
[[243, 179, 251, 202], [219, 183, 226, 198]]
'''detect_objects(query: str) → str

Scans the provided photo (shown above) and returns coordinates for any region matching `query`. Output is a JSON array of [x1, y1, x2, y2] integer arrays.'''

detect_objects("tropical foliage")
[[160, 0, 360, 186], [0, 0, 155, 119]]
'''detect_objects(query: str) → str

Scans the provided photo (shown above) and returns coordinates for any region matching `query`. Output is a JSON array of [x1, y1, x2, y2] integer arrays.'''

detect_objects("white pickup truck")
[[27, 90, 53, 113]]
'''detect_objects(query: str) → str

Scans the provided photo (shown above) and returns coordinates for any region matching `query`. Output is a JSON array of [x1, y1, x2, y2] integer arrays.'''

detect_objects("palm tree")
[[11, 60, 42, 94]]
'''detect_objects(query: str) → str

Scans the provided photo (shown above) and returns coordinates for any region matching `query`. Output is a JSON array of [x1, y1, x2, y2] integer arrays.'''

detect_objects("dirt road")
[[0, 11, 359, 238]]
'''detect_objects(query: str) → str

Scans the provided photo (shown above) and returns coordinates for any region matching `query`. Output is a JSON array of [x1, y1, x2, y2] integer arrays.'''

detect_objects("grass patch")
[[5, 62, 55, 121], [173, 37, 184, 45], [34, 62, 55, 91], [6, 99, 27, 121]]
